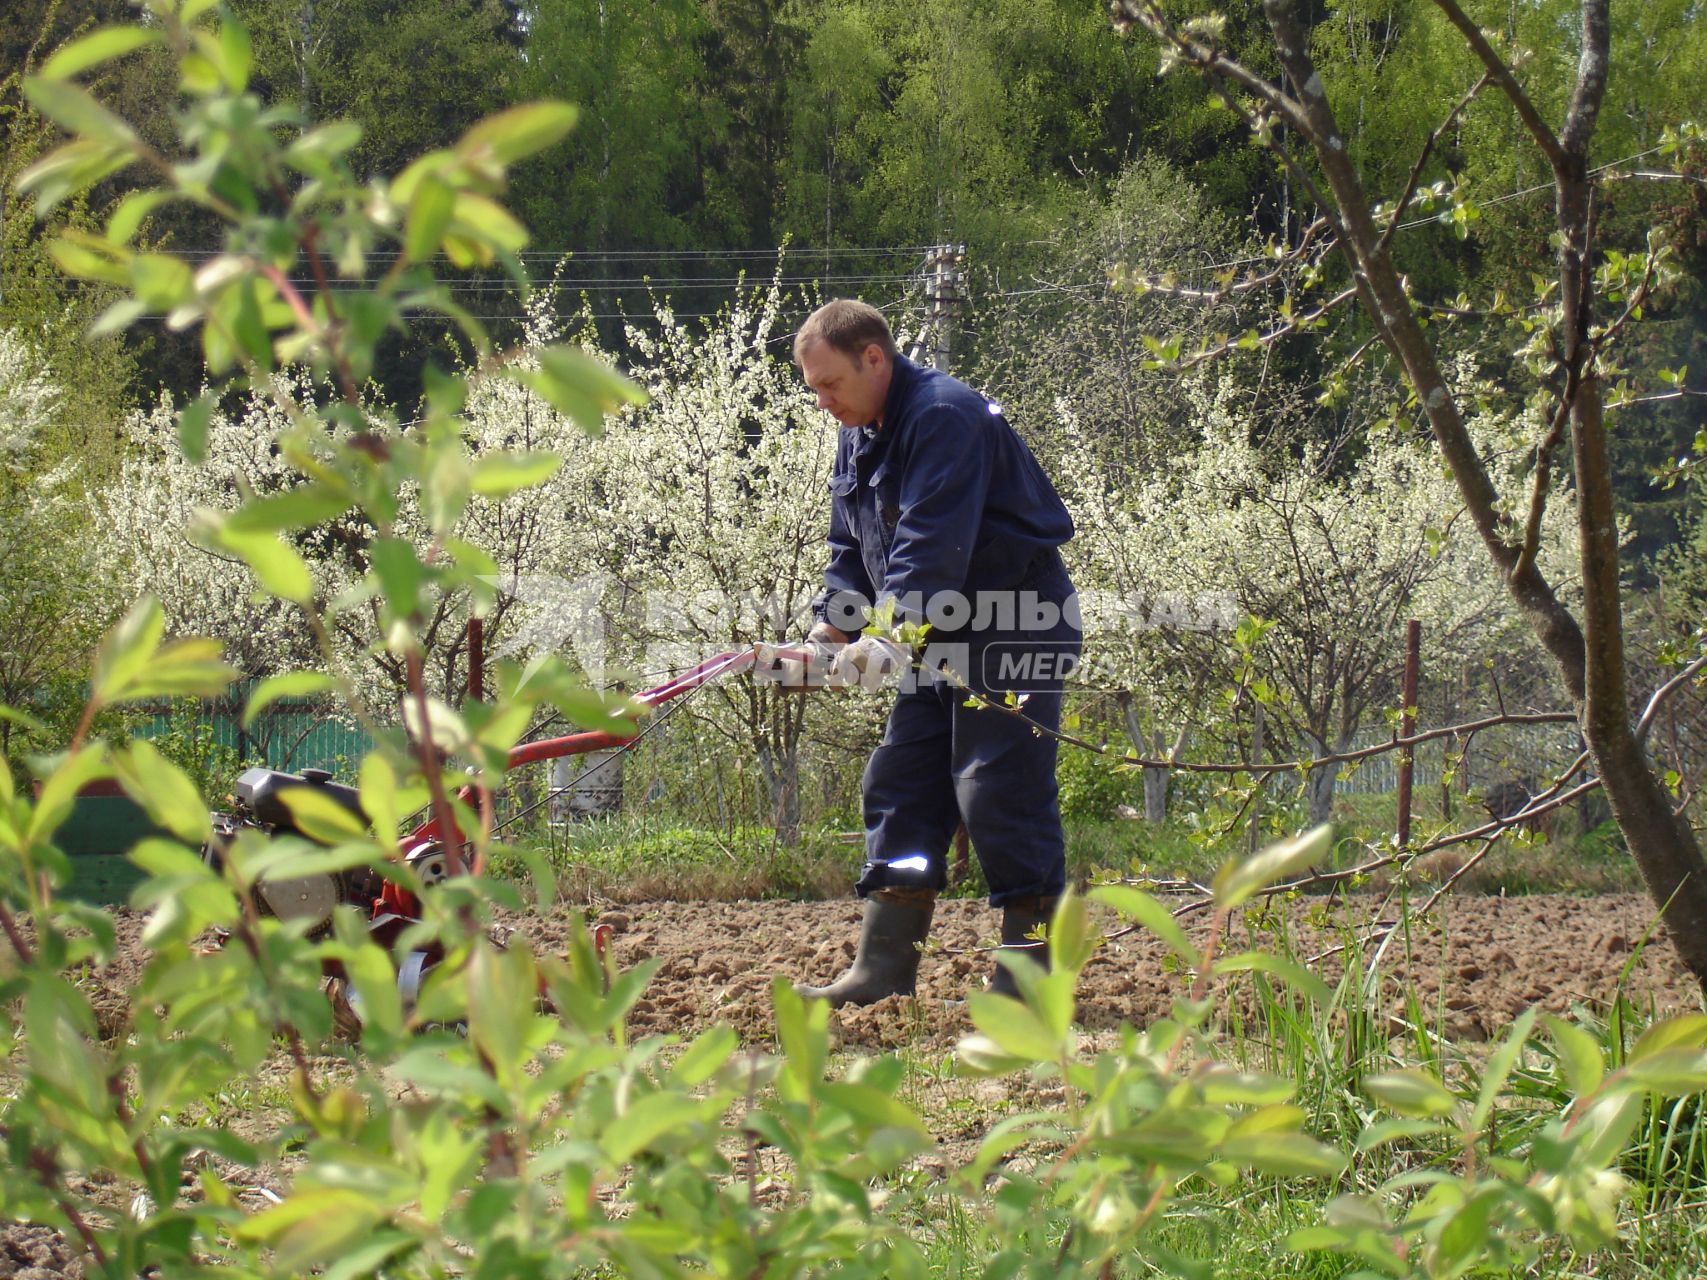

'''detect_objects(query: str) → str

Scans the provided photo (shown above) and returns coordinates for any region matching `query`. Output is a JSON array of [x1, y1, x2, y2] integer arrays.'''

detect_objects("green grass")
[[870, 896, 1707, 1279], [489, 817, 859, 902], [490, 799, 1647, 905]]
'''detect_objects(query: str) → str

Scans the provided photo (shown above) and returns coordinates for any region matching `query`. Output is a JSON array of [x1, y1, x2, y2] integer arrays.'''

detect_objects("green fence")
[[129, 681, 373, 775]]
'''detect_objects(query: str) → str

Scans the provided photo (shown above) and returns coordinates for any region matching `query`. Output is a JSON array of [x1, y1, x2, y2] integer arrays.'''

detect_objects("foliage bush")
[[1056, 731, 1138, 822]]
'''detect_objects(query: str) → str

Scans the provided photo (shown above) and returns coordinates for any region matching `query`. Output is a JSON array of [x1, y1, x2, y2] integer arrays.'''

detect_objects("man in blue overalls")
[[782, 299, 1081, 1007]]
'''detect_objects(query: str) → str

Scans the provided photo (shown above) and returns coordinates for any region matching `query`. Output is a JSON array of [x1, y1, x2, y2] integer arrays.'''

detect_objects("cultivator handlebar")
[[403, 645, 806, 878], [504, 645, 775, 768]]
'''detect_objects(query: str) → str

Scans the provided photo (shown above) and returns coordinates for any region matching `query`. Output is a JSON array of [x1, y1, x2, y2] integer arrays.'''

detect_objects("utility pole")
[[920, 243, 967, 373]]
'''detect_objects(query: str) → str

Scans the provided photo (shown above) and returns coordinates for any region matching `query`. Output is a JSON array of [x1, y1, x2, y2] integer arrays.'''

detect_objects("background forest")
[[2, 0, 1705, 856]]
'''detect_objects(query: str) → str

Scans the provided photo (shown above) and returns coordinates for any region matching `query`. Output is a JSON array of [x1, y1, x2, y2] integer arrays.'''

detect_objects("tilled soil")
[[545, 892, 1700, 1051], [5, 893, 1701, 1274]]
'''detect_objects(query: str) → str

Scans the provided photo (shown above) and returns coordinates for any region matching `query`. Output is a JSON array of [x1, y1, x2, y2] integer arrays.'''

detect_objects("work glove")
[[754, 636, 840, 691], [826, 634, 911, 692]]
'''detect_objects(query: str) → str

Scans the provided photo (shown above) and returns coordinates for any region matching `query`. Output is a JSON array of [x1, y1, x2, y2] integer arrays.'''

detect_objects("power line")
[[160, 244, 940, 263]]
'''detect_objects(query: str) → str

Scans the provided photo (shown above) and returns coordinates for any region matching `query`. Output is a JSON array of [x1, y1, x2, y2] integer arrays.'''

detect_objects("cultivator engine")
[[200, 646, 785, 1022]]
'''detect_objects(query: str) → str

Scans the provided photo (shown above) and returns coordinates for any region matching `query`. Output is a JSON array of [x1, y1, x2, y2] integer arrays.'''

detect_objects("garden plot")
[[4, 892, 1701, 1278]]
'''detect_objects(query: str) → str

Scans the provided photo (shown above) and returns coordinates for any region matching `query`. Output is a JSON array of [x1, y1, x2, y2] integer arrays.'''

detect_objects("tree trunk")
[[1240, 0, 1707, 991], [1306, 751, 1337, 828], [1117, 690, 1174, 823], [1142, 767, 1169, 825], [755, 740, 801, 847]]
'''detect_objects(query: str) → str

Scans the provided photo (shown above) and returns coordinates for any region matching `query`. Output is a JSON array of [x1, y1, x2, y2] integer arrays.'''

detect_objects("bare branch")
[[1559, 0, 1611, 161], [1171, 287, 1359, 371], [1607, 387, 1707, 410], [1377, 71, 1493, 254], [1513, 371, 1575, 581], [1430, 0, 1567, 171], [1636, 653, 1707, 749]]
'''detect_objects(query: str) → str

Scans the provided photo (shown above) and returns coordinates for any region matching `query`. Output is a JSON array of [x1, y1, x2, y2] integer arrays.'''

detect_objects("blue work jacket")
[[812, 355, 1073, 632]]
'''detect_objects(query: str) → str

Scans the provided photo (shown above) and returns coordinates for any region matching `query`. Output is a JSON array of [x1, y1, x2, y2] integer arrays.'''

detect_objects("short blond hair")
[[794, 298, 897, 365]]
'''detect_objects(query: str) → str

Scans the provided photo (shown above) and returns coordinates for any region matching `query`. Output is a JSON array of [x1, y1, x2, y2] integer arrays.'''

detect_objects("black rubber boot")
[[988, 895, 1059, 999], [797, 889, 936, 1008]]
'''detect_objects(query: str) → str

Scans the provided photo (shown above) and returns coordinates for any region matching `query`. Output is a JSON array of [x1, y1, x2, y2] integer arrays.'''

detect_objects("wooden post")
[[1396, 619, 1421, 848], [466, 616, 484, 703], [1247, 700, 1265, 855]]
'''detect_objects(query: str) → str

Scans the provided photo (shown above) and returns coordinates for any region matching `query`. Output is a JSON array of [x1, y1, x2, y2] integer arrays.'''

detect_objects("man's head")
[[795, 299, 897, 429]]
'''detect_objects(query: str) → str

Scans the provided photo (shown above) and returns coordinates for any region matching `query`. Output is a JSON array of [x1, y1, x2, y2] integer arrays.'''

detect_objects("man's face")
[[799, 340, 891, 429]]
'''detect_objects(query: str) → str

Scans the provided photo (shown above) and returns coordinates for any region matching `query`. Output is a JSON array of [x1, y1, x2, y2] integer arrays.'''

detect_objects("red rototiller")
[[203, 646, 790, 1005]]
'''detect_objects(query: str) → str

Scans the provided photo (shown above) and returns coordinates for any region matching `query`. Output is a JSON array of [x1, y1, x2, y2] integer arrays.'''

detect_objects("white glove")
[[826, 635, 910, 691], [754, 638, 840, 691]]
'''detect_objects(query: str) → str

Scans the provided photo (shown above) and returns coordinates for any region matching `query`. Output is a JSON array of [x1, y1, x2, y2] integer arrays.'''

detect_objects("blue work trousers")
[[856, 556, 1080, 906]]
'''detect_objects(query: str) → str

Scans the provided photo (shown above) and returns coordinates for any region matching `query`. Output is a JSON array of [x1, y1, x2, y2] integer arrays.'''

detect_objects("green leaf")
[[412, 1109, 481, 1224], [177, 392, 216, 463], [1363, 1070, 1459, 1118], [320, 1231, 416, 1280], [26, 747, 111, 846], [466, 941, 539, 1077], [215, 527, 314, 604], [369, 536, 427, 617], [1620, 1048, 1707, 1095], [1575, 1092, 1644, 1167], [358, 753, 407, 849], [1355, 1117, 1453, 1152], [1471, 1007, 1537, 1130], [218, 16, 253, 90], [1212, 951, 1332, 1009], [670, 1024, 738, 1087], [238, 1189, 386, 1272], [457, 102, 579, 166], [40, 25, 162, 80], [1214, 824, 1332, 908], [1542, 1014, 1605, 1098], [1217, 1133, 1347, 1178], [92, 599, 234, 704], [106, 189, 171, 244], [404, 174, 454, 264], [111, 739, 210, 845], [22, 76, 139, 145], [24, 974, 104, 1115], [1046, 889, 1097, 974], [287, 121, 363, 165], [330, 927, 404, 1042], [516, 345, 646, 433], [1197, 1066, 1295, 1107], [131, 637, 235, 700], [954, 1032, 1033, 1076], [278, 788, 370, 844], [1631, 1013, 1707, 1062], [92, 596, 165, 704], [224, 483, 352, 534], [243, 672, 334, 727], [449, 193, 527, 254], [819, 1082, 930, 1135], [469, 451, 563, 498], [130, 253, 193, 309], [603, 1093, 710, 1162], [1089, 884, 1199, 965], [967, 989, 1067, 1062], [47, 235, 128, 284], [15, 137, 135, 213], [772, 975, 829, 1096]]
